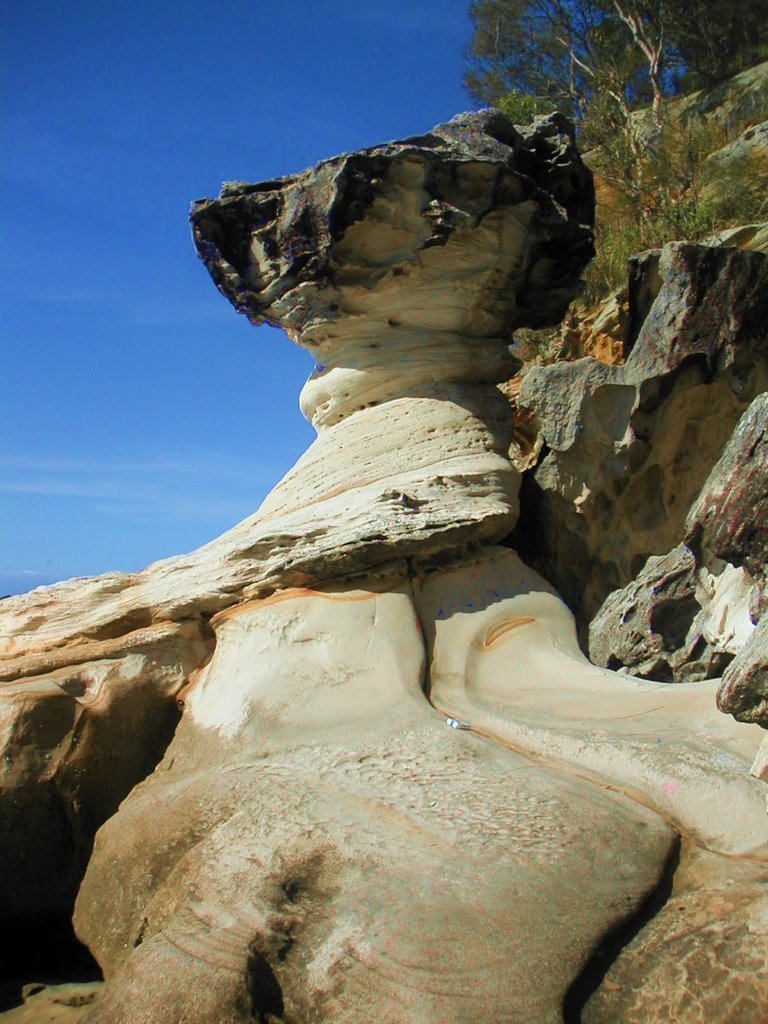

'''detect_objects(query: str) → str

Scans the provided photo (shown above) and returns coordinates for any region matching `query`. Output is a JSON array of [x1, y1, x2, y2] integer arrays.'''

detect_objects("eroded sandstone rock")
[[583, 846, 768, 1024], [511, 242, 768, 632], [2, 111, 766, 1023], [0, 622, 211, 922], [0, 110, 594, 934], [685, 393, 768, 589], [706, 221, 768, 254], [588, 544, 725, 682], [718, 615, 768, 726], [589, 394, 768, 708], [589, 546, 753, 683], [73, 575, 679, 1024], [1, 112, 594, 664], [71, 547, 767, 1023]]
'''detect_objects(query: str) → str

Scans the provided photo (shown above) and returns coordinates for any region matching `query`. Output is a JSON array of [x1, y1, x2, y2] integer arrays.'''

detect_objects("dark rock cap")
[[190, 111, 594, 338]]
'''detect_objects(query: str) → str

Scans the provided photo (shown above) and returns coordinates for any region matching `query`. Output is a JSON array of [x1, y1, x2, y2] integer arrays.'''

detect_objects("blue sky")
[[1, 0, 475, 596]]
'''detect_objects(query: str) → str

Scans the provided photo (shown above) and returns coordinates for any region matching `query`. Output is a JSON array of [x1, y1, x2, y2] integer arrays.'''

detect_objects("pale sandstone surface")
[[73, 583, 676, 1024], [0, 110, 592, 938], [582, 846, 768, 1024], [0, 984, 102, 1024], [414, 548, 767, 854], [71, 555, 765, 1022]]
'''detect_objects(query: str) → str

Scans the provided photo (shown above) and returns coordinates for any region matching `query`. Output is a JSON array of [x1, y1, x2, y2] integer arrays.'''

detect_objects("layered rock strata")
[[0, 108, 594, 940], [1, 113, 767, 1023], [1, 112, 594, 661], [71, 548, 766, 1024]]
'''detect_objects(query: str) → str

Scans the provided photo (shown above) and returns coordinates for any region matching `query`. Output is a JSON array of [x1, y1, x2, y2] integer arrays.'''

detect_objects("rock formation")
[[1, 112, 766, 1023], [591, 391, 768, 722], [511, 241, 768, 633]]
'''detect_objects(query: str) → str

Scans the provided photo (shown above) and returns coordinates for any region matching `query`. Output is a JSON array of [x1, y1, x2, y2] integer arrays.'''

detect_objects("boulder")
[[685, 392, 768, 587], [589, 547, 754, 683], [704, 119, 768, 178], [703, 393, 768, 724], [589, 394, 768, 702], [623, 242, 768, 376], [718, 615, 768, 726], [588, 544, 729, 682]]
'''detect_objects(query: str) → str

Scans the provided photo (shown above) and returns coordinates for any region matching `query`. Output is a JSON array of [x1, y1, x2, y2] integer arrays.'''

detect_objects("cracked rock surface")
[[511, 242, 768, 636]]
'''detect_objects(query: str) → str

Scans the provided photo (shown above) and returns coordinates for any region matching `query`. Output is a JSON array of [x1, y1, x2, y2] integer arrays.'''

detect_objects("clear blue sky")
[[1, 0, 475, 596]]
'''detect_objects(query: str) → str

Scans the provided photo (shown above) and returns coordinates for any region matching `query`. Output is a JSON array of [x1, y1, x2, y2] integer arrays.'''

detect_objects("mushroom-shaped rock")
[[190, 110, 594, 345], [185, 110, 596, 586], [4, 113, 767, 1024], [1, 112, 595, 666]]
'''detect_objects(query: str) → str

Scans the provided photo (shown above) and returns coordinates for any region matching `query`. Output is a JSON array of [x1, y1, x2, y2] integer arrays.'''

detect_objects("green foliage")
[[465, 1, 768, 137], [494, 89, 557, 122], [467, 2, 674, 125], [666, 2, 768, 90], [582, 114, 768, 302], [466, 0, 650, 129], [465, 0, 768, 345]]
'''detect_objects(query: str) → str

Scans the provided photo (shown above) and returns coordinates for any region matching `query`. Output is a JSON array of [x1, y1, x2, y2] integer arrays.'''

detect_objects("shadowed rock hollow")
[[1, 112, 766, 1024]]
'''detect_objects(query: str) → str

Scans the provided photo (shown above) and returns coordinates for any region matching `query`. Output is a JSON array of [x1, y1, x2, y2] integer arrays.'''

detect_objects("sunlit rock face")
[[0, 112, 595, 658], [0, 111, 594, 931], [190, 110, 594, 341], [72, 549, 766, 1024], [2, 113, 768, 1024], [73, 573, 679, 1024]]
